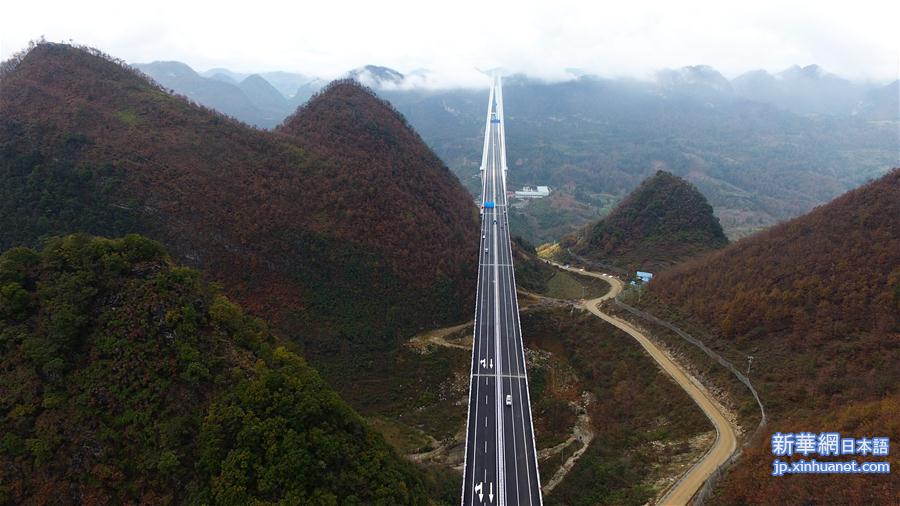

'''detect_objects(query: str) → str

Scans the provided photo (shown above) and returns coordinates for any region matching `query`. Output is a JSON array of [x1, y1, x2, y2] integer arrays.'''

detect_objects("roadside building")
[[514, 186, 551, 199]]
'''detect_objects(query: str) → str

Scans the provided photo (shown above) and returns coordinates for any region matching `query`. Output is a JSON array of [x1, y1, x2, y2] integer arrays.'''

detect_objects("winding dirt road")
[[549, 261, 737, 505]]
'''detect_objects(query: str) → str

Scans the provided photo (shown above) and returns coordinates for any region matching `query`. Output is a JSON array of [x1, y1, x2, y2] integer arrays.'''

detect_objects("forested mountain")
[[656, 65, 734, 100], [731, 64, 868, 116], [382, 72, 897, 243], [287, 77, 326, 111], [347, 65, 407, 89], [123, 59, 897, 243], [0, 43, 478, 385], [566, 170, 727, 270], [278, 79, 478, 292], [131, 61, 267, 127], [201, 69, 319, 100], [237, 74, 289, 124], [0, 234, 435, 503], [644, 169, 900, 503], [135, 63, 323, 128], [857, 80, 900, 121]]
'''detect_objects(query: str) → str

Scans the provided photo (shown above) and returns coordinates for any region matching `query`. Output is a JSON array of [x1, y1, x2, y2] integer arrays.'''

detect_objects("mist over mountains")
[[2, 42, 479, 370], [383, 70, 897, 242], [132, 62, 323, 128], [1, 42, 482, 502], [132, 59, 897, 243], [1, 32, 897, 504], [132, 62, 438, 128], [135, 60, 898, 127]]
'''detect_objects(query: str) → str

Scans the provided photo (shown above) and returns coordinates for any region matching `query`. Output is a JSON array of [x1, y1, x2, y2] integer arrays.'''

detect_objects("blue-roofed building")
[[636, 271, 653, 283]]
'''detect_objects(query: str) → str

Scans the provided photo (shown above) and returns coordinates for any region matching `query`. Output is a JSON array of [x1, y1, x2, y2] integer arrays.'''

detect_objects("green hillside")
[[0, 42, 478, 371], [0, 234, 435, 504], [568, 170, 727, 271]]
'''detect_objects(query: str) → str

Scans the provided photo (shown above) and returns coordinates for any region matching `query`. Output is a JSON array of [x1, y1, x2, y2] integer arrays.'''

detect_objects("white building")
[[514, 186, 551, 199]]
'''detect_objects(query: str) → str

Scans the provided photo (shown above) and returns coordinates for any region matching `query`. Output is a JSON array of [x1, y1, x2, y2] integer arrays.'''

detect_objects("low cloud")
[[2, 0, 897, 87]]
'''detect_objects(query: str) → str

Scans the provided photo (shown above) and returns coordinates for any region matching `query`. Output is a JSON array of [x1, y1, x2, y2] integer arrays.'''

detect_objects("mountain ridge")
[[132, 60, 266, 126], [567, 170, 728, 271], [0, 233, 435, 503], [238, 73, 289, 123], [643, 169, 900, 503], [0, 42, 478, 365], [134, 59, 897, 129]]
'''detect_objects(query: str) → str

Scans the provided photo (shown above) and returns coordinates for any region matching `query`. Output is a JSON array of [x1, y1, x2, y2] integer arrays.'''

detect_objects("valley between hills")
[[1, 40, 897, 505]]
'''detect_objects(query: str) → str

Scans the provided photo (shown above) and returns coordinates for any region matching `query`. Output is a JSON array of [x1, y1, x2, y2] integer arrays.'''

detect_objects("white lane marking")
[[502, 276, 528, 504], [490, 102, 507, 506], [466, 79, 495, 506], [499, 212, 522, 503], [496, 76, 540, 505], [467, 76, 548, 506], [465, 165, 494, 506], [490, 107, 521, 505]]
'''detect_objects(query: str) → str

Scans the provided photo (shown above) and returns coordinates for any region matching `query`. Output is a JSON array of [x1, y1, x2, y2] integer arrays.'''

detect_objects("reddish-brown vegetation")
[[279, 79, 478, 300], [647, 170, 899, 503], [567, 170, 728, 271], [0, 43, 479, 357]]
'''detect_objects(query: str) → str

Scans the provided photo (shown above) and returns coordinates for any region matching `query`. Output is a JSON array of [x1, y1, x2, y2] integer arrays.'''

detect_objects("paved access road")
[[461, 76, 543, 506]]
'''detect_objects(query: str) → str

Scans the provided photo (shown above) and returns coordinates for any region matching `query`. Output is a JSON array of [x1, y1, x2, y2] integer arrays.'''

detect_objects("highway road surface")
[[461, 75, 543, 506]]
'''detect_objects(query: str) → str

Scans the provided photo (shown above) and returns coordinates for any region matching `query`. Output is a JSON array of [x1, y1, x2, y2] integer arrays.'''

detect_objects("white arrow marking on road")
[[475, 482, 484, 503], [489, 482, 494, 503], [480, 358, 486, 368], [490, 358, 494, 369]]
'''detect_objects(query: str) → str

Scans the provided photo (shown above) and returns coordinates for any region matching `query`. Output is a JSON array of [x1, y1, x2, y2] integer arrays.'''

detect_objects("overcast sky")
[[2, 0, 897, 87]]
